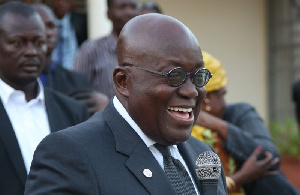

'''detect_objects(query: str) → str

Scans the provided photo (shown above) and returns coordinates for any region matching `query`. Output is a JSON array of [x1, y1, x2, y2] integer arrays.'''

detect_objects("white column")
[[87, 0, 112, 40]]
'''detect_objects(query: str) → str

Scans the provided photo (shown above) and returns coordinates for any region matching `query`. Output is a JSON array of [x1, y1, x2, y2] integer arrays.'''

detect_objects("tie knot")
[[155, 143, 171, 157]]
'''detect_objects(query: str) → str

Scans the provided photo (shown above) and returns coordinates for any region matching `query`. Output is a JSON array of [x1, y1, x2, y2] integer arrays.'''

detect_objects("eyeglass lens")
[[167, 68, 209, 87]]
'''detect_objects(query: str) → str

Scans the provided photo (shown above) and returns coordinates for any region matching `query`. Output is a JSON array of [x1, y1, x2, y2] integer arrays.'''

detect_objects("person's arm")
[[25, 132, 98, 194], [196, 103, 280, 162], [196, 111, 228, 140]]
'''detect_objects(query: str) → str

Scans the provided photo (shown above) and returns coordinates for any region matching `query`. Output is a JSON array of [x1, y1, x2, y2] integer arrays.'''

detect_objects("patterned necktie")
[[155, 143, 197, 195]]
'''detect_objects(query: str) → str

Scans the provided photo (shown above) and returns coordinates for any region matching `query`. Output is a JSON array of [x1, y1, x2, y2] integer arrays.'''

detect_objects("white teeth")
[[167, 107, 192, 112]]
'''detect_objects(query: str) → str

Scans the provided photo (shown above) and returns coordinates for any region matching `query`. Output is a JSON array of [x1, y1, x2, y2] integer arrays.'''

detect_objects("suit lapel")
[[44, 88, 63, 133], [0, 100, 27, 185], [103, 101, 176, 194], [44, 89, 55, 133], [125, 142, 176, 194]]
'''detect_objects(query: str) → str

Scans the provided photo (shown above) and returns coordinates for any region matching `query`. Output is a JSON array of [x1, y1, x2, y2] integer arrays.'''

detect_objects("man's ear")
[[113, 67, 129, 97]]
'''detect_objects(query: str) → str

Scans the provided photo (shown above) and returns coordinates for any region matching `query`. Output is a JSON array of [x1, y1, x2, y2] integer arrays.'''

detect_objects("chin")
[[16, 75, 39, 85], [165, 131, 191, 145]]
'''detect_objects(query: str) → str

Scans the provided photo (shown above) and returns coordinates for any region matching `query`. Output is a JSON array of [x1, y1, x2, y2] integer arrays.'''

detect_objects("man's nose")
[[177, 77, 199, 98], [24, 43, 37, 56]]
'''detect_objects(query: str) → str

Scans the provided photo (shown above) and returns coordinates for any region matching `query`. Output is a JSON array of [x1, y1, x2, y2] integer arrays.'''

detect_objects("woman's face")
[[204, 87, 227, 118]]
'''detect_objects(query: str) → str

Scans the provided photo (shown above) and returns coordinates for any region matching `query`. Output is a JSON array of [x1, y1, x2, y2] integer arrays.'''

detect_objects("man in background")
[[32, 3, 109, 115], [73, 0, 138, 99], [51, 0, 88, 70], [138, 1, 162, 15], [0, 2, 89, 194]]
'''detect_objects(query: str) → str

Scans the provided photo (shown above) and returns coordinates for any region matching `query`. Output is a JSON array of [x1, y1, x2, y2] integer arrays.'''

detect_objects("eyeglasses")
[[123, 64, 212, 88]]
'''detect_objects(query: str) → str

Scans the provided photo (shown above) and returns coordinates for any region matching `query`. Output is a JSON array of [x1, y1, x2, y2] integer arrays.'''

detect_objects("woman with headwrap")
[[192, 52, 300, 195]]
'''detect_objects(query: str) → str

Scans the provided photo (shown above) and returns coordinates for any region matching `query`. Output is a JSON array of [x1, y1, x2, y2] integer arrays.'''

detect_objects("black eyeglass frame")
[[123, 64, 212, 88]]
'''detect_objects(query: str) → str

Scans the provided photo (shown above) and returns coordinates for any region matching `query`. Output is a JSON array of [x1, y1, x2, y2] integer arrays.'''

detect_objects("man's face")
[[126, 34, 206, 145], [108, 0, 138, 34], [36, 7, 58, 57], [52, 0, 71, 19], [0, 13, 46, 87]]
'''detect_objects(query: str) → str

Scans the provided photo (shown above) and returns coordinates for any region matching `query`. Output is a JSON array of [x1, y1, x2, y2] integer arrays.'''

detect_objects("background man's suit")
[[224, 103, 300, 195], [42, 64, 92, 95], [70, 12, 87, 47], [0, 87, 89, 195], [25, 101, 227, 194]]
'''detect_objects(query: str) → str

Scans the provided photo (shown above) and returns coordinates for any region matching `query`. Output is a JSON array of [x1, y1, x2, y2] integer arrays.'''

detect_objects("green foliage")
[[202, 129, 218, 146], [269, 118, 300, 157]]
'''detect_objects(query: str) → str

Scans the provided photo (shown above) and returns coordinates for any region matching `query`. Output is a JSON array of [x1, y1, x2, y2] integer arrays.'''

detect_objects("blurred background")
[[1, 0, 299, 189], [2, 0, 299, 124]]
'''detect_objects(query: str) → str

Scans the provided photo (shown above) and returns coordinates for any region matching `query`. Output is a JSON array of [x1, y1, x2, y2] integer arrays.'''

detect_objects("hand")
[[231, 146, 279, 187], [68, 89, 109, 115]]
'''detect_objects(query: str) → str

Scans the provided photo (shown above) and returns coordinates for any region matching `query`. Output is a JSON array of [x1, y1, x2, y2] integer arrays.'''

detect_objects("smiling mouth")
[[167, 106, 194, 120]]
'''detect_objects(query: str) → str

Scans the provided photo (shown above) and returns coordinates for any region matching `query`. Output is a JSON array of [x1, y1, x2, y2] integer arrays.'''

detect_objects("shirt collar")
[[36, 79, 45, 101], [56, 12, 71, 26], [113, 96, 155, 147], [0, 78, 45, 104]]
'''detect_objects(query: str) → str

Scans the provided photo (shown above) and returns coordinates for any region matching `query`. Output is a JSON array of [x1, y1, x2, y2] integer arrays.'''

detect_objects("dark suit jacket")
[[25, 101, 227, 194], [0, 87, 89, 195], [70, 12, 88, 47], [224, 103, 300, 195], [44, 64, 92, 95]]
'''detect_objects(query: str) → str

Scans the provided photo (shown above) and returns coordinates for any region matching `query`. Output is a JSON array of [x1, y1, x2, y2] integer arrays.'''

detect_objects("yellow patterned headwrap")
[[203, 51, 227, 93]]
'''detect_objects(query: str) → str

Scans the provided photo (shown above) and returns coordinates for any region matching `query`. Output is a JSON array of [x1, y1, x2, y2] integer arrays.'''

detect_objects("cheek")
[[48, 29, 58, 38], [128, 82, 173, 139], [130, 83, 170, 119], [219, 100, 226, 117], [194, 87, 206, 115], [2, 50, 21, 66]]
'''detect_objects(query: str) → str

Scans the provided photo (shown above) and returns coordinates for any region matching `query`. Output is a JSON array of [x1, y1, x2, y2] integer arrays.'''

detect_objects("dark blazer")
[[224, 103, 300, 195], [70, 12, 88, 47], [44, 64, 92, 95], [25, 101, 227, 194], [0, 87, 89, 195]]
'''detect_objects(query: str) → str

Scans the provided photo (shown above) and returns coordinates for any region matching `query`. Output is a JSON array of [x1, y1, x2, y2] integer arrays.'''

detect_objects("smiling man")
[[25, 13, 227, 194], [0, 2, 89, 194]]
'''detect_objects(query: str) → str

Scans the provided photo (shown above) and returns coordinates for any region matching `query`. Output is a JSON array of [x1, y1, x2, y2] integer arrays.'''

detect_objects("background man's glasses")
[[123, 64, 212, 88]]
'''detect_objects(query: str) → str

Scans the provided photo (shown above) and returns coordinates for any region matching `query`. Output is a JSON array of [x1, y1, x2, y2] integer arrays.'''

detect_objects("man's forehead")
[[0, 13, 45, 37], [2, 13, 44, 28], [118, 14, 201, 63]]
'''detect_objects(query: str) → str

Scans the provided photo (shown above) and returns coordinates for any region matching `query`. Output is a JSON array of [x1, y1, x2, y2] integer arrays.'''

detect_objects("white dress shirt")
[[0, 79, 51, 173], [113, 96, 199, 194]]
